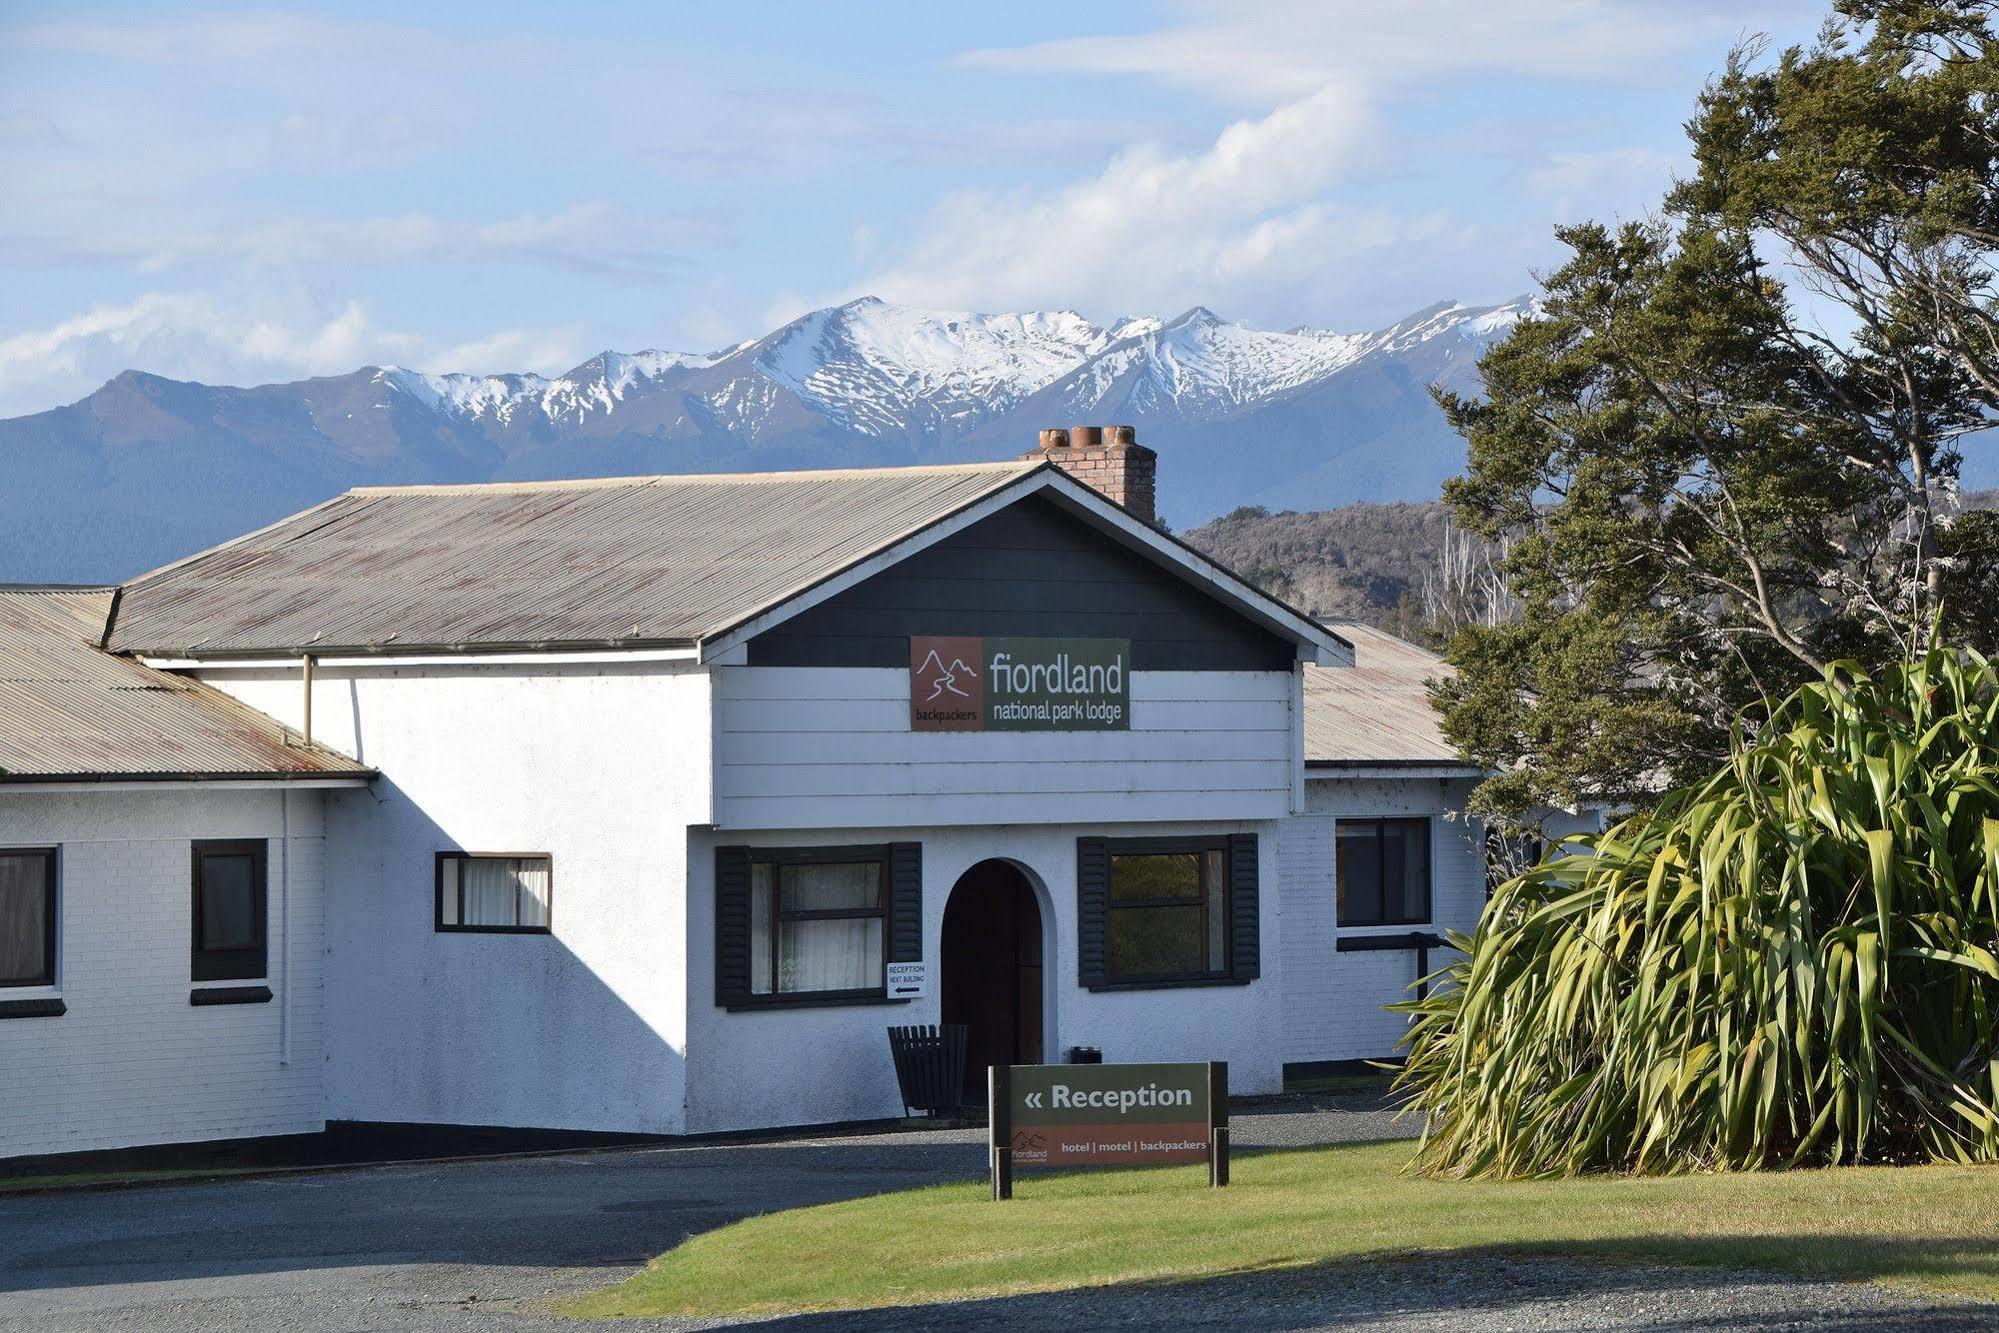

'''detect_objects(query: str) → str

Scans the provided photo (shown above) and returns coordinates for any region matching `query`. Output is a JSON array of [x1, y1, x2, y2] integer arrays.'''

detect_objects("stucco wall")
[[0, 788, 329, 1159], [205, 661, 711, 1135], [1278, 775, 1487, 1067], [682, 819, 1285, 1135]]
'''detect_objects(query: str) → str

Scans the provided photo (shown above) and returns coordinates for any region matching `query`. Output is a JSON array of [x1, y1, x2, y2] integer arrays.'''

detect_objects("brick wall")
[[0, 789, 329, 1159], [1277, 775, 1486, 1066]]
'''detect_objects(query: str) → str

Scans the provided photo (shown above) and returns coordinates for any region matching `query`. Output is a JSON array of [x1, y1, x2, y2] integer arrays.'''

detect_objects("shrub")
[[1398, 647, 1999, 1177]]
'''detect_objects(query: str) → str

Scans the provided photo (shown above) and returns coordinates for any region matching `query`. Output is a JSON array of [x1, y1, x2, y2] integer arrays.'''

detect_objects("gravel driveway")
[[0, 1094, 1987, 1332]]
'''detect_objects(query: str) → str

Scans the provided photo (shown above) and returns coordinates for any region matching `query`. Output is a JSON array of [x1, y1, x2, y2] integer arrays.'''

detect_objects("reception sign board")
[[989, 1060, 1228, 1200], [910, 636, 1130, 732]]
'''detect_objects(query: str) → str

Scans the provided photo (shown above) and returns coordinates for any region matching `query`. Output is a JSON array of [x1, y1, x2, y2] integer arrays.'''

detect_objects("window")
[[749, 849, 886, 998], [436, 853, 552, 933], [1336, 818, 1431, 926], [1076, 835, 1258, 990], [192, 840, 268, 981], [1105, 840, 1230, 984], [0, 849, 56, 988], [714, 843, 920, 1010]]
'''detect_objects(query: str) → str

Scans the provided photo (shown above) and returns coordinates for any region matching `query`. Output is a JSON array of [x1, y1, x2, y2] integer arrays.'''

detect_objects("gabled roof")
[[1304, 620, 1477, 769], [105, 462, 1349, 666], [0, 587, 373, 783]]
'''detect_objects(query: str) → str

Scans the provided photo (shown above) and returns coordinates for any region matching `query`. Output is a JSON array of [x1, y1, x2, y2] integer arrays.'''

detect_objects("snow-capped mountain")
[[0, 295, 1536, 582]]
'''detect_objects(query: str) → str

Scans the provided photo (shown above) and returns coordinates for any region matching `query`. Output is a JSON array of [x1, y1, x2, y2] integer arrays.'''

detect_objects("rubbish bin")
[[887, 1023, 969, 1117], [1067, 1045, 1103, 1064]]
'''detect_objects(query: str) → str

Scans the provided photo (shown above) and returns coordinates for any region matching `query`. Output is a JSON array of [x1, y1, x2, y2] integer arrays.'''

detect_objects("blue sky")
[[0, 0, 1823, 417]]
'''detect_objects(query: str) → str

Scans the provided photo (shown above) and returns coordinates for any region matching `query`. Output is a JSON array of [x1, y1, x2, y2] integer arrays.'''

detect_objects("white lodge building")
[[0, 431, 1561, 1158]]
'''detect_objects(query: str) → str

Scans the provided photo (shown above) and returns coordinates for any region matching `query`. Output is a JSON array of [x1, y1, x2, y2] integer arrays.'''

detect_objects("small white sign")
[[886, 961, 928, 999]]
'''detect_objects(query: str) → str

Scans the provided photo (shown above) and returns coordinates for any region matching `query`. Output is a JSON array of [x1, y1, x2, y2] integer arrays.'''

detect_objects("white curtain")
[[749, 860, 884, 994], [779, 918, 883, 993], [515, 860, 551, 928], [453, 856, 550, 928], [750, 863, 775, 994]]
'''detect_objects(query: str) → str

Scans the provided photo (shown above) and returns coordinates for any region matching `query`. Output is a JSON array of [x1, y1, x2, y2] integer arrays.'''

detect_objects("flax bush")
[[1398, 648, 1999, 1178]]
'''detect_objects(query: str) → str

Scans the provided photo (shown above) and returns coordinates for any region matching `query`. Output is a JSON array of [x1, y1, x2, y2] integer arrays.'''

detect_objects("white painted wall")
[[205, 661, 711, 1135], [1278, 775, 1488, 1067], [0, 788, 329, 1159], [682, 819, 1285, 1134], [713, 668, 1296, 829]]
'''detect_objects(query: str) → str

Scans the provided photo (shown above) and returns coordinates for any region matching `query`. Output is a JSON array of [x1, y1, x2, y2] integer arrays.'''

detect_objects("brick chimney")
[[1021, 423, 1157, 523]]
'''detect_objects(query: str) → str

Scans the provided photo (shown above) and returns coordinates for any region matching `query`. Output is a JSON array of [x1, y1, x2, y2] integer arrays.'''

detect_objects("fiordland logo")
[[910, 635, 1132, 732], [910, 636, 984, 730], [915, 647, 975, 702]]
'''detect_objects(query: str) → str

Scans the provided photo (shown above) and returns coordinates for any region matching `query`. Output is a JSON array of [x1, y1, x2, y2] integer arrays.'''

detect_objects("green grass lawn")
[[565, 1140, 1999, 1320]]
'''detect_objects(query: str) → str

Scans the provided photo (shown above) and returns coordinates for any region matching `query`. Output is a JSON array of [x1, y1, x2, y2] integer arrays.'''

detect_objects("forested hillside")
[[1184, 490, 1999, 635]]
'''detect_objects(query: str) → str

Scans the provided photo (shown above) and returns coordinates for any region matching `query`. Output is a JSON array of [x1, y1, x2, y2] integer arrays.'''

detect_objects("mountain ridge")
[[0, 294, 1536, 582]]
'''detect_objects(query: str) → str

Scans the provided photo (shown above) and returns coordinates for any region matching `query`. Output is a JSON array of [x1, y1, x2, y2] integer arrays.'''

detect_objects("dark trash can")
[[1067, 1045, 1103, 1064], [887, 1023, 969, 1117]]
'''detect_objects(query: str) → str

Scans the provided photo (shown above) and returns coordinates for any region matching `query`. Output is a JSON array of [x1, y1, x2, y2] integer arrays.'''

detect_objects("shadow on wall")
[[323, 775, 686, 1136]]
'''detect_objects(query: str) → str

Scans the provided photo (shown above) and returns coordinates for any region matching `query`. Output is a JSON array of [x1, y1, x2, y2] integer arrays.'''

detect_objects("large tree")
[[1437, 0, 1999, 816]]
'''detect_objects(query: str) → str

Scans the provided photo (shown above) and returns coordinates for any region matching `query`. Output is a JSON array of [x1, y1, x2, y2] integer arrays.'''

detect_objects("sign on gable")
[[910, 636, 1130, 732]]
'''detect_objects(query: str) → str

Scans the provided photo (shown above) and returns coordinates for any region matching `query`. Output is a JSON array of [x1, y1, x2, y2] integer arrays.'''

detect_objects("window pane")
[[1204, 850, 1227, 970], [1110, 852, 1202, 902], [750, 863, 774, 995], [1390, 820, 1430, 922], [1108, 904, 1204, 978], [0, 854, 50, 984], [441, 857, 462, 926], [780, 861, 881, 911], [517, 860, 551, 928], [452, 856, 550, 927], [199, 855, 257, 949], [458, 858, 514, 926], [777, 917, 882, 993], [1337, 823, 1383, 925]]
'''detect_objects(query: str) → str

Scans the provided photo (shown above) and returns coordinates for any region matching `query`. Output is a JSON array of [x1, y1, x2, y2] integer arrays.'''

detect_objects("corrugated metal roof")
[[0, 587, 373, 782], [108, 462, 1047, 657], [1304, 620, 1475, 767]]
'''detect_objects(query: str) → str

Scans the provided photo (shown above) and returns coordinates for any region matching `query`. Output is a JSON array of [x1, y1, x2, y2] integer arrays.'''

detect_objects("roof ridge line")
[[346, 460, 1040, 497]]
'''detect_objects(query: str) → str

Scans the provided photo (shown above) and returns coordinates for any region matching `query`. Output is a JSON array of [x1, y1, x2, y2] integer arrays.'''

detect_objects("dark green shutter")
[[1077, 837, 1110, 989], [888, 841, 922, 964], [1228, 832, 1260, 982], [715, 845, 753, 1007]]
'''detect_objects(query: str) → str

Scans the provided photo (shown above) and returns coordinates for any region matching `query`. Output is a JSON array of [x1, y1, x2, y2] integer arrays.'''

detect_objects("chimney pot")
[[1019, 424, 1157, 525]]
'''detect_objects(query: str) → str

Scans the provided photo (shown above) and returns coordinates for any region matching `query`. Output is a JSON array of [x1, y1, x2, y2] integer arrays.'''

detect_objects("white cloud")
[[854, 86, 1378, 317], [960, 0, 1797, 104], [6, 203, 718, 282], [1524, 146, 1689, 217], [13, 12, 440, 67], [0, 294, 585, 418], [859, 0, 1814, 327]]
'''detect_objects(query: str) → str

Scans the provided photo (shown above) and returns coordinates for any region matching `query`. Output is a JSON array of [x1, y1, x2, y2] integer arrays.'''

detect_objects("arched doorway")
[[941, 860, 1044, 1105]]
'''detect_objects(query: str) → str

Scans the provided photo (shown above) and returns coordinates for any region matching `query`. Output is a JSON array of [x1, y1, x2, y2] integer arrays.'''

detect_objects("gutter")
[[142, 645, 702, 670], [0, 774, 375, 791], [1303, 761, 1488, 783]]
